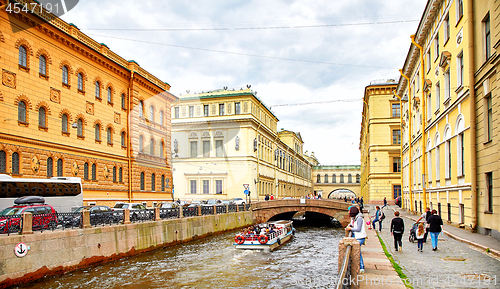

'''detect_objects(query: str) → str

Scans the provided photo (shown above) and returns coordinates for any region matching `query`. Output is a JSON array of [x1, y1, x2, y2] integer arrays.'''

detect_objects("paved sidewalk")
[[395, 206, 500, 257]]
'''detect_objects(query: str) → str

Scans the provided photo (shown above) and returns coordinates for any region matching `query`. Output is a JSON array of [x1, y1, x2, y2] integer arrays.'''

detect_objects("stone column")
[[197, 206, 202, 216], [338, 237, 361, 289], [179, 206, 183, 218], [236, 204, 239, 212], [82, 209, 91, 229], [226, 204, 229, 213], [154, 207, 161, 221], [21, 212, 33, 235], [123, 209, 131, 224], [213, 205, 217, 215]]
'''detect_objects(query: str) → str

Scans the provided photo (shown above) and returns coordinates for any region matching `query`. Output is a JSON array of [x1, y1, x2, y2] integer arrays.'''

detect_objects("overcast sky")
[[61, 0, 427, 165]]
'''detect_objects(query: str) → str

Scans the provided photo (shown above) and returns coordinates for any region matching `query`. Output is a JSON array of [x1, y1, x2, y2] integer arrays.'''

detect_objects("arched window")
[[112, 166, 117, 183], [77, 119, 83, 137], [91, 163, 96, 180], [151, 173, 155, 191], [107, 127, 112, 144], [166, 178, 170, 188], [62, 66, 69, 85], [140, 172, 145, 190], [39, 55, 47, 75], [57, 158, 63, 177], [340, 174, 345, 183], [95, 124, 101, 141], [0, 151, 6, 173], [77, 73, 84, 91], [356, 174, 360, 183], [62, 114, 68, 133], [121, 131, 126, 147], [324, 174, 329, 183], [11, 152, 20, 174], [118, 167, 123, 183], [84, 162, 89, 180], [348, 174, 352, 183], [316, 174, 321, 183], [19, 46, 27, 67], [160, 111, 164, 125], [139, 100, 144, 117], [47, 157, 53, 177], [38, 107, 46, 128], [160, 142, 164, 158], [107, 87, 112, 103], [161, 175, 165, 191], [121, 94, 126, 109], [150, 138, 154, 155], [95, 81, 101, 99], [139, 135, 144, 153], [18, 101, 27, 123], [150, 106, 154, 122], [332, 174, 336, 183]]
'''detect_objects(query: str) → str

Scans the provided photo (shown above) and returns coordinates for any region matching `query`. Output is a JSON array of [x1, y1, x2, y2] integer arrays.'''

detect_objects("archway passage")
[[327, 188, 357, 200]]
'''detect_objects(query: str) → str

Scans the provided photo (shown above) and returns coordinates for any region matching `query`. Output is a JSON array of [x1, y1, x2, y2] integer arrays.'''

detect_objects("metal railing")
[[130, 209, 155, 223], [160, 208, 179, 219], [201, 206, 214, 215], [216, 205, 226, 214], [183, 206, 198, 217], [0, 214, 23, 236], [228, 204, 237, 212], [336, 244, 352, 289]]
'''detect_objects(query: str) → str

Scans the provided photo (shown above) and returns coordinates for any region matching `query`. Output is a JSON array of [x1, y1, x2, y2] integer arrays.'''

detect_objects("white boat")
[[234, 220, 295, 251]]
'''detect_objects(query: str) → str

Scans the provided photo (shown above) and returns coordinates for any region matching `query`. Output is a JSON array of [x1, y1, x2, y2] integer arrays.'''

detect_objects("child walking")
[[416, 223, 425, 251]]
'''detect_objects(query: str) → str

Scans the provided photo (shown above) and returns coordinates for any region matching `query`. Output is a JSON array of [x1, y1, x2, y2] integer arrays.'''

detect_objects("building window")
[[107, 87, 112, 104], [484, 14, 491, 60], [426, 51, 431, 72], [57, 158, 63, 177], [62, 66, 69, 85], [47, 157, 53, 177], [62, 114, 68, 133], [216, 180, 223, 194], [166, 178, 170, 188], [457, 0, 463, 22], [427, 149, 432, 182], [219, 104, 225, 116], [150, 106, 154, 122], [203, 141, 210, 157], [140, 172, 145, 190], [91, 163, 96, 180], [160, 142, 164, 158], [486, 172, 493, 212], [139, 100, 144, 117], [82, 162, 88, 180], [190, 141, 198, 158], [189, 106, 194, 118], [435, 82, 440, 112], [150, 138, 155, 155], [216, 140, 224, 157], [94, 81, 101, 99], [107, 127, 112, 144], [121, 131, 126, 147], [485, 95, 492, 141], [175, 107, 179, 118], [38, 107, 46, 128], [316, 174, 321, 183], [39, 55, 47, 76], [393, 185, 402, 199], [161, 175, 165, 191], [119, 167, 123, 183], [457, 133, 464, 177], [151, 174, 155, 191], [340, 174, 344, 183], [332, 174, 336, 183], [139, 136, 144, 153], [435, 146, 440, 181], [95, 124, 101, 141], [113, 166, 117, 183], [159, 111, 164, 125], [77, 73, 84, 92], [19, 46, 27, 67], [324, 174, 329, 183], [457, 52, 463, 88], [203, 180, 210, 194], [0, 151, 5, 173], [204, 105, 209, 117], [348, 174, 352, 183], [427, 93, 432, 118], [434, 34, 439, 61], [235, 102, 241, 114], [391, 103, 400, 118], [392, 129, 401, 145], [444, 14, 450, 43], [393, 157, 401, 173], [356, 174, 360, 183], [121, 94, 126, 109], [18, 101, 27, 123], [445, 139, 451, 179], [444, 69, 451, 101], [10, 152, 19, 174], [190, 180, 197, 194]]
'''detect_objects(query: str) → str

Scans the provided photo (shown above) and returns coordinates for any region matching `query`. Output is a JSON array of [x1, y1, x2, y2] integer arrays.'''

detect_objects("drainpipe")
[[393, 90, 405, 210], [411, 34, 427, 211], [467, 0, 477, 231], [127, 71, 134, 203], [399, 69, 413, 212], [255, 121, 262, 201]]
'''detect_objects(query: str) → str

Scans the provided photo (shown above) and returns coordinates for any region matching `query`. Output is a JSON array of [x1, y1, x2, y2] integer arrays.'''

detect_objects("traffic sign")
[[243, 184, 250, 190], [244, 189, 250, 195], [14, 242, 28, 258]]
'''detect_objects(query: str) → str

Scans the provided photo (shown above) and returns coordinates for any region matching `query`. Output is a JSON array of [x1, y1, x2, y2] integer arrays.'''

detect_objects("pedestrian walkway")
[[395, 206, 500, 257], [374, 205, 500, 289]]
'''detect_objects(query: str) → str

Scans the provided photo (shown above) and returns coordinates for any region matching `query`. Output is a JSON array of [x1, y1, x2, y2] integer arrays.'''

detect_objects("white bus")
[[0, 174, 83, 212]]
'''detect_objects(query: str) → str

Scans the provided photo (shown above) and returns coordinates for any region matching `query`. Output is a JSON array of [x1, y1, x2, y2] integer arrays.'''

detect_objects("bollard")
[[338, 237, 361, 289], [179, 206, 183, 218], [226, 204, 229, 213], [123, 209, 131, 224], [154, 207, 161, 221], [236, 204, 239, 212], [213, 205, 216, 215], [197, 206, 202, 216], [21, 212, 33, 235], [82, 209, 91, 228]]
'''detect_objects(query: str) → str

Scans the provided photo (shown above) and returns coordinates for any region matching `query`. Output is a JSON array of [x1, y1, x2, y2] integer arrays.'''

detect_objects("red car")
[[0, 196, 58, 233]]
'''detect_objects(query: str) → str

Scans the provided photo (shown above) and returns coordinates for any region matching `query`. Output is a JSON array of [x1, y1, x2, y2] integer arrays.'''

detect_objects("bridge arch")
[[252, 199, 351, 227], [327, 188, 357, 199]]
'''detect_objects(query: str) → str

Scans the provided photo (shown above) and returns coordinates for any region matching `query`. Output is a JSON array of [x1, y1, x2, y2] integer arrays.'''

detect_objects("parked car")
[[395, 196, 402, 207], [232, 198, 246, 205], [221, 200, 235, 205], [62, 205, 118, 227], [112, 203, 148, 221], [204, 199, 222, 206], [157, 202, 179, 209], [188, 200, 206, 207], [0, 196, 58, 233]]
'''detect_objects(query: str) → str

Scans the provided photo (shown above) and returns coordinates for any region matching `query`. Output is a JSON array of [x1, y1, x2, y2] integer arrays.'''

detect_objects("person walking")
[[427, 209, 443, 251], [416, 223, 425, 251], [381, 197, 388, 209], [371, 206, 383, 231], [390, 211, 404, 251], [345, 206, 366, 273], [416, 207, 431, 243]]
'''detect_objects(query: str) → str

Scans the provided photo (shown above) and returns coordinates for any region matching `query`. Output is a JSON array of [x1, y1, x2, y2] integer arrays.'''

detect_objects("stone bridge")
[[251, 199, 352, 227]]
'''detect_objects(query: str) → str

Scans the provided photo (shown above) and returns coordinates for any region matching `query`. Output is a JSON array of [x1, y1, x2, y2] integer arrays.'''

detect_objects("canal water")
[[15, 223, 344, 289]]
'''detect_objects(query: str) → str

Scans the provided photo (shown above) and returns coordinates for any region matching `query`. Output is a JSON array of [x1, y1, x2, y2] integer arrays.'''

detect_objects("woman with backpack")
[[371, 206, 384, 231], [345, 206, 367, 273]]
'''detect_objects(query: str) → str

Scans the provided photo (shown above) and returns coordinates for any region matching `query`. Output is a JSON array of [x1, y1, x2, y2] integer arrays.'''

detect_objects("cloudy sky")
[[60, 0, 427, 165]]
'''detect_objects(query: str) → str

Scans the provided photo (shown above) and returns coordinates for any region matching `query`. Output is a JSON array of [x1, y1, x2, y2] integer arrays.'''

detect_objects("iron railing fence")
[[129, 209, 155, 223], [201, 206, 214, 215], [216, 205, 226, 214], [183, 206, 198, 217], [0, 214, 23, 235], [160, 208, 179, 219], [228, 204, 237, 212]]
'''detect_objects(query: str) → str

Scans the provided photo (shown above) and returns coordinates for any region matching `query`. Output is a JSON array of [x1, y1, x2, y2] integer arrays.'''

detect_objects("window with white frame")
[[435, 144, 440, 181], [190, 141, 197, 158], [427, 93, 432, 118], [434, 34, 439, 61], [427, 148, 432, 183], [216, 180, 223, 194], [189, 106, 194, 118], [457, 133, 464, 177], [444, 14, 450, 43], [444, 69, 451, 101], [457, 52, 464, 88], [203, 180, 210, 194], [456, 0, 463, 23], [190, 180, 197, 194], [484, 14, 491, 60], [215, 140, 224, 157], [435, 82, 440, 112], [203, 141, 210, 157], [445, 137, 451, 179]]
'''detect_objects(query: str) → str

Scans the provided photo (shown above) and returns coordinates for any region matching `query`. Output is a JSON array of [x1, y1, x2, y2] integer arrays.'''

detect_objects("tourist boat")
[[234, 220, 295, 251]]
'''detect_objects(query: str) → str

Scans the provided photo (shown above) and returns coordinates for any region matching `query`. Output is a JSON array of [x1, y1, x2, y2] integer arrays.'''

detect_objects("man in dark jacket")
[[390, 211, 405, 251]]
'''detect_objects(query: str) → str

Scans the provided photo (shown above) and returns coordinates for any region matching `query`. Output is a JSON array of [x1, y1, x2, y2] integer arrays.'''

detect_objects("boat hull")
[[234, 229, 294, 251]]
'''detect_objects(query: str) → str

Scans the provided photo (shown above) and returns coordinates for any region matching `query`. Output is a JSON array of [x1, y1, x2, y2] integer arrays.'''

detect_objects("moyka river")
[[14, 220, 345, 289]]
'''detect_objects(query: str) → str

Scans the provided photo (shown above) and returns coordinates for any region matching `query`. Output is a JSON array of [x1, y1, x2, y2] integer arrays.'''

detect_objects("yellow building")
[[396, 0, 480, 229], [0, 2, 176, 207], [312, 165, 361, 199], [360, 80, 401, 205], [171, 88, 313, 202]]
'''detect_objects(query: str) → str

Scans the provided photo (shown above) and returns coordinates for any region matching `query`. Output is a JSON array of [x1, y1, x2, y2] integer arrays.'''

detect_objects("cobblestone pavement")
[[371, 206, 500, 289]]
